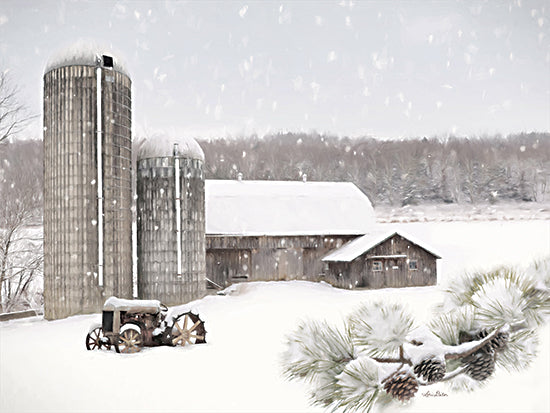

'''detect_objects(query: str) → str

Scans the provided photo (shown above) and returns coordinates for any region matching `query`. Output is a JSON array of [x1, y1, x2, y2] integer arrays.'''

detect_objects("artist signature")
[[422, 390, 449, 398]]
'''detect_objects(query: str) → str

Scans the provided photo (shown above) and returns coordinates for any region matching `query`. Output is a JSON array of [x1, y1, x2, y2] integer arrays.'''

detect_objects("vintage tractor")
[[85, 297, 206, 353]]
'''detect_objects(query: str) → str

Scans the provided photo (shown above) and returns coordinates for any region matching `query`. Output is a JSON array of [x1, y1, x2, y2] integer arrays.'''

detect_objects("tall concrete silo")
[[136, 136, 206, 305], [43, 45, 133, 319]]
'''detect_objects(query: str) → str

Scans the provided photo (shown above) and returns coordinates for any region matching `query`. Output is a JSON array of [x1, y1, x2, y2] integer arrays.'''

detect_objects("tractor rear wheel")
[[171, 312, 206, 346]]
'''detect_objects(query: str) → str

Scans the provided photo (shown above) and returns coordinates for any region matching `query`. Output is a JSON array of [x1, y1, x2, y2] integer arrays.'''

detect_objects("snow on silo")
[[43, 43, 133, 319], [136, 135, 206, 305]]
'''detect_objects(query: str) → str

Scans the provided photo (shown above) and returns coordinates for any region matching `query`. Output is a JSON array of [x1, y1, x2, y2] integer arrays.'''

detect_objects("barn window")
[[372, 261, 383, 272], [409, 260, 418, 270]]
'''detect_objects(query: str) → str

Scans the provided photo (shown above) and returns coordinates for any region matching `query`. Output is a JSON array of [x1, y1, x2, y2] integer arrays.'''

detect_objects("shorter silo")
[[136, 136, 206, 305]]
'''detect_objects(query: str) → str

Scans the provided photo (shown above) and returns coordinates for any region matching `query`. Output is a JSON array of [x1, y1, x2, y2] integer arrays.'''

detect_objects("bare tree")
[[0, 141, 43, 312], [0, 70, 34, 145]]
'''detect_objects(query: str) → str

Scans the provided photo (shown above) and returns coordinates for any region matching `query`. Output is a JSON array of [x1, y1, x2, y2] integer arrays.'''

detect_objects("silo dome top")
[[44, 40, 129, 76], [136, 135, 205, 162]]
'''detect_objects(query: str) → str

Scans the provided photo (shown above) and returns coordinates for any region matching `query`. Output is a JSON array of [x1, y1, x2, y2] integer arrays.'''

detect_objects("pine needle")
[[349, 302, 414, 358], [429, 306, 477, 346], [282, 318, 356, 407], [495, 329, 539, 372], [335, 357, 382, 413]]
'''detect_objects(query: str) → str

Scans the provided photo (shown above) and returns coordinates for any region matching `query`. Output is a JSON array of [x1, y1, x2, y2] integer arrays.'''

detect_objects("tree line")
[[198, 132, 550, 206], [1, 132, 548, 210]]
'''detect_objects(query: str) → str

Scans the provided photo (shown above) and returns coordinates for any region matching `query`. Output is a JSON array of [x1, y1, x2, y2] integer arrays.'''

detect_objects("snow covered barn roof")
[[205, 180, 374, 236], [136, 135, 205, 162], [322, 231, 441, 262], [44, 40, 129, 76]]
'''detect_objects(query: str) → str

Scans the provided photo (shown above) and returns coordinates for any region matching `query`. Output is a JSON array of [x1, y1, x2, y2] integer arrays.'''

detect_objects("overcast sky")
[[1, 0, 548, 140]]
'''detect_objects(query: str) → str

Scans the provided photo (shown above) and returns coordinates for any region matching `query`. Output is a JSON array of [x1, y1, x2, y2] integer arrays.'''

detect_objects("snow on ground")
[[1, 220, 549, 413]]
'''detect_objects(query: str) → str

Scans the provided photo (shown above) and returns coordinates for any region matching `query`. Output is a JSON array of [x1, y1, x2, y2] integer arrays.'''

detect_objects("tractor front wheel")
[[115, 326, 143, 354], [86, 327, 111, 351]]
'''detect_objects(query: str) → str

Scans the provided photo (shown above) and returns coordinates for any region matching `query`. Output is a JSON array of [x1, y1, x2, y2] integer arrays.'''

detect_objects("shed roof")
[[322, 231, 442, 262], [205, 180, 374, 236]]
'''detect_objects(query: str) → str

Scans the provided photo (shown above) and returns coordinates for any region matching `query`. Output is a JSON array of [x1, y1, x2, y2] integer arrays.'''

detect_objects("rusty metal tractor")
[[85, 297, 206, 353]]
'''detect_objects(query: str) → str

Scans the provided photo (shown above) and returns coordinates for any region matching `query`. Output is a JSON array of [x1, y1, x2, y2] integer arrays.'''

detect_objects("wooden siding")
[[327, 234, 437, 289], [206, 235, 356, 288]]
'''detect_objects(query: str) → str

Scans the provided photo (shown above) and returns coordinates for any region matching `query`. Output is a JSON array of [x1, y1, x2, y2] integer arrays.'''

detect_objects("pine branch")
[[349, 302, 414, 358], [372, 345, 412, 365], [445, 326, 506, 360], [282, 262, 548, 412], [371, 356, 412, 364]]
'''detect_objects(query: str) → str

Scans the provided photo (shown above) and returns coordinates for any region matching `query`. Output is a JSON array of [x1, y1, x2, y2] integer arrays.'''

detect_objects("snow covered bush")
[[282, 260, 549, 412]]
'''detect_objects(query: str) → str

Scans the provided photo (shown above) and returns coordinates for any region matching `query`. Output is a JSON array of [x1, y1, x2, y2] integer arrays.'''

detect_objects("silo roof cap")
[[136, 135, 205, 162], [44, 40, 129, 76]]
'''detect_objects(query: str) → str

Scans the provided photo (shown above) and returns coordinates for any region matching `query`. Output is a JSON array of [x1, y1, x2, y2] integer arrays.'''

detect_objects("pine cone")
[[492, 331, 509, 351], [471, 329, 493, 354], [462, 349, 496, 381], [413, 357, 446, 383], [383, 371, 419, 402], [475, 329, 509, 352]]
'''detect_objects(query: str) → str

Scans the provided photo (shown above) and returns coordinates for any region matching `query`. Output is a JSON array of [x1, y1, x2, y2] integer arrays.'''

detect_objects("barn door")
[[276, 249, 289, 280], [206, 252, 225, 289], [302, 248, 317, 280], [207, 250, 251, 288], [386, 258, 405, 287], [237, 250, 251, 280]]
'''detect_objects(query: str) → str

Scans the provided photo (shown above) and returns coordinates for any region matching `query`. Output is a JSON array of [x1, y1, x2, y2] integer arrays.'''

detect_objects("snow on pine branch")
[[283, 261, 549, 412], [335, 357, 384, 412], [282, 318, 357, 408], [442, 265, 549, 327], [282, 318, 355, 383], [349, 302, 415, 358]]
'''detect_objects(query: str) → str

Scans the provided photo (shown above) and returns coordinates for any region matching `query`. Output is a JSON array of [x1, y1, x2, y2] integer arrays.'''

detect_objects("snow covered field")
[[375, 201, 550, 224], [1, 220, 549, 413]]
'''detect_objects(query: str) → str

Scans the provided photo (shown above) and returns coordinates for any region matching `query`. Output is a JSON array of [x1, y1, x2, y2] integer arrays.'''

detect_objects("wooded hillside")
[[1, 132, 548, 209], [199, 132, 550, 206]]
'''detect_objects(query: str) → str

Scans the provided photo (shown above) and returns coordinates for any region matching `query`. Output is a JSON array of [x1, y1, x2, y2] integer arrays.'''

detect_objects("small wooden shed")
[[322, 231, 441, 289]]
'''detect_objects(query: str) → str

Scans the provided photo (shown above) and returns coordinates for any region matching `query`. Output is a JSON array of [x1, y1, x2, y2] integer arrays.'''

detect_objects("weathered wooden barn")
[[322, 231, 441, 289], [205, 179, 376, 289]]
